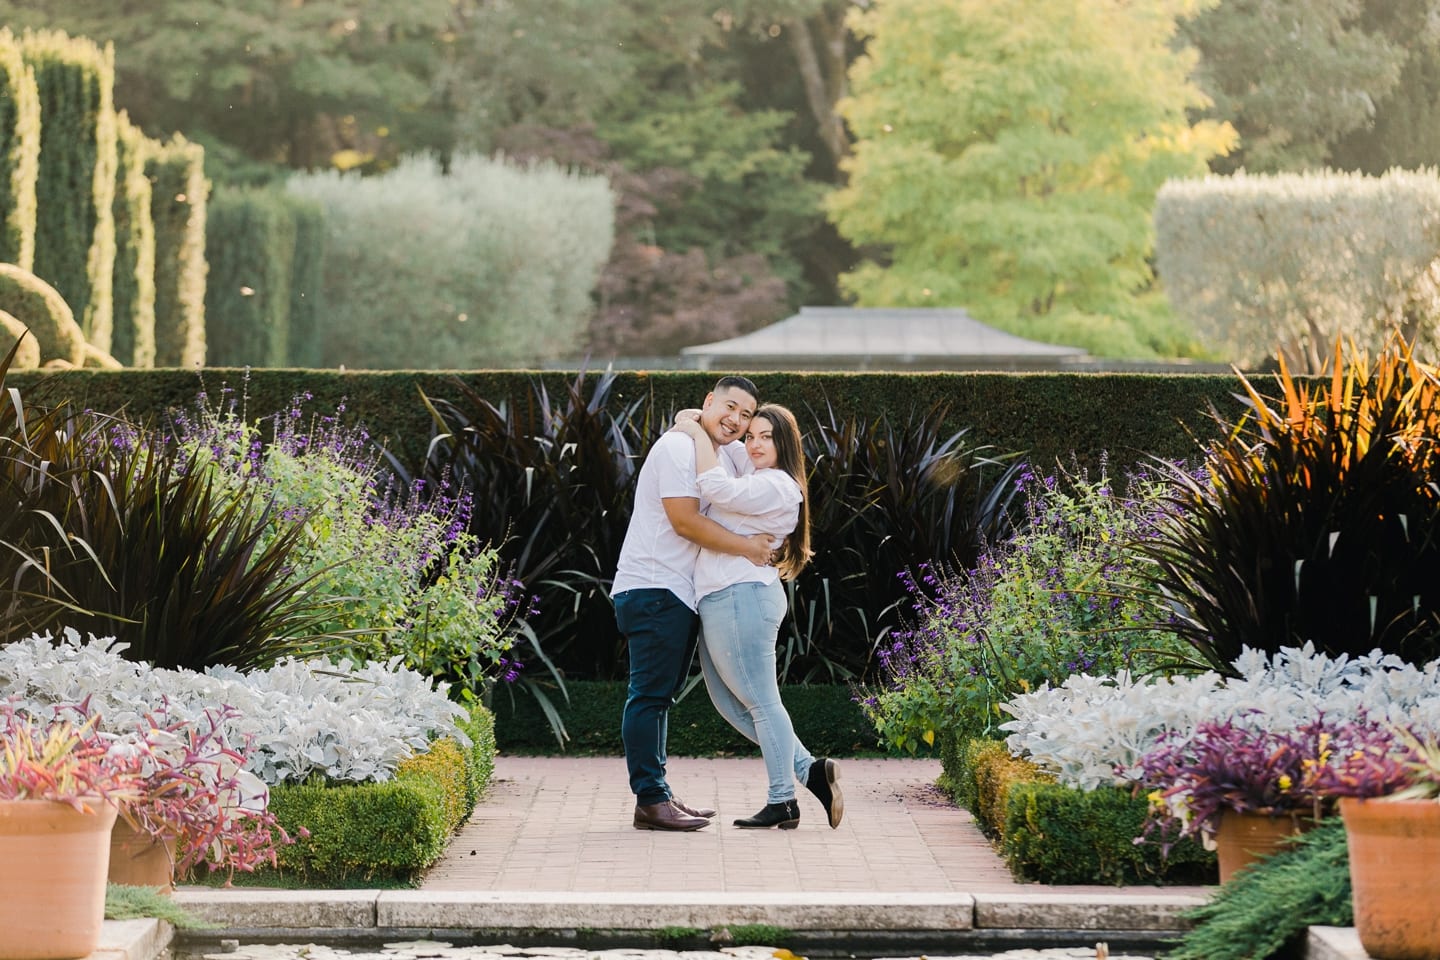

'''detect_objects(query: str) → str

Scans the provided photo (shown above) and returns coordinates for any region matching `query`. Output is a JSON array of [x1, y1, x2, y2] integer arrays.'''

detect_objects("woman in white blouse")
[[671, 404, 843, 830]]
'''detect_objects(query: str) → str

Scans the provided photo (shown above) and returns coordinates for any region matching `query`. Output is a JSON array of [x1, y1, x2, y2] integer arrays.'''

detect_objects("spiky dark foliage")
[[787, 400, 1024, 681], [400, 367, 651, 682], [407, 376, 1024, 684], [36, 442, 331, 670], [0, 341, 331, 668], [1137, 335, 1440, 675], [0, 343, 113, 635]]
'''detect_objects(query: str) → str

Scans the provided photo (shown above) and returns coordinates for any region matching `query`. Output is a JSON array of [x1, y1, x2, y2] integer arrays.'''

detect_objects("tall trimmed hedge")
[[111, 112, 156, 367], [147, 133, 207, 367], [0, 28, 39, 271], [0, 368, 1245, 477], [22, 29, 116, 353], [490, 680, 876, 756], [205, 187, 297, 367], [1156, 169, 1440, 371], [286, 153, 613, 369], [286, 196, 326, 368]]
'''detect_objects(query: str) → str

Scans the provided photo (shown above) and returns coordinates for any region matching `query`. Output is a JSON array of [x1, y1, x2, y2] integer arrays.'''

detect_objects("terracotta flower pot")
[[1340, 797, 1440, 960], [1214, 809, 1314, 883], [0, 798, 118, 960], [108, 816, 176, 892]]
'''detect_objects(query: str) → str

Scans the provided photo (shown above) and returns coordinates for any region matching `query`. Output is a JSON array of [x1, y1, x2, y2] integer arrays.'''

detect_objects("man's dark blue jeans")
[[614, 588, 699, 806]]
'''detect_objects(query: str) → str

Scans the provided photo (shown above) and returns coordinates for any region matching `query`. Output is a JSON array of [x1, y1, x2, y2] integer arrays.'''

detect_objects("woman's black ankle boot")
[[734, 799, 801, 829]]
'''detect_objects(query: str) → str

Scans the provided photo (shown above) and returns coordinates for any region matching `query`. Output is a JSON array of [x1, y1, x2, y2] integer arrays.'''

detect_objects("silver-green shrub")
[[1155, 169, 1440, 371], [286, 153, 613, 369], [0, 629, 469, 785], [999, 643, 1440, 792]]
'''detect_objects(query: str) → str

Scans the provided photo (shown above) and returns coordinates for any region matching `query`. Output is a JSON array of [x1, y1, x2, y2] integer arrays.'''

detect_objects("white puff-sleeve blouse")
[[693, 464, 803, 603]]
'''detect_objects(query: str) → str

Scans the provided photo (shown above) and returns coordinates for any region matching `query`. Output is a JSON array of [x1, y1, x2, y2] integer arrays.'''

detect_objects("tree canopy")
[[12, 0, 1439, 364], [827, 0, 1236, 358], [0, 0, 458, 172], [1180, 0, 1415, 173]]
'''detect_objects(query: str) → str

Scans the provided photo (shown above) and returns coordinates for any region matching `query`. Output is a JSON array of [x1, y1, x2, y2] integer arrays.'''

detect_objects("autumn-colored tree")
[[495, 125, 788, 358]]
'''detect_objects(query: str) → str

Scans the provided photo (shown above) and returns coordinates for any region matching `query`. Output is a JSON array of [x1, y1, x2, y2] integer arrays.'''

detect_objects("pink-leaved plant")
[[0, 698, 144, 812], [96, 701, 300, 879]]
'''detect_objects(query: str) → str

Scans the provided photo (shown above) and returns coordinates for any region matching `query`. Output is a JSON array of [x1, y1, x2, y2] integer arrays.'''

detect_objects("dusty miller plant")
[[1000, 643, 1440, 791], [0, 630, 468, 785]]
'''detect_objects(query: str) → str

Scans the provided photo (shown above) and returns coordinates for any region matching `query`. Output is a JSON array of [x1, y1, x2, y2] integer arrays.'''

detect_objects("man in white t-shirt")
[[612, 375, 774, 831]]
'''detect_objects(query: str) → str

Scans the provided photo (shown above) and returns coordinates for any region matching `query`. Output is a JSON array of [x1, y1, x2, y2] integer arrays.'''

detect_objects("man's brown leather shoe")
[[671, 796, 716, 819], [633, 800, 710, 831]]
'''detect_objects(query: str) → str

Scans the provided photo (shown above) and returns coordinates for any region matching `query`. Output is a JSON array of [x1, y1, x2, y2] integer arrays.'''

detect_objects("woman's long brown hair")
[[752, 403, 812, 580]]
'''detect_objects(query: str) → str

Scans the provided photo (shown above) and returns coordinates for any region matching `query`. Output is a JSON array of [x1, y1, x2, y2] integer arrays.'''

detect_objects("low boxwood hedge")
[[490, 680, 880, 756], [940, 731, 1215, 885], [258, 704, 496, 885]]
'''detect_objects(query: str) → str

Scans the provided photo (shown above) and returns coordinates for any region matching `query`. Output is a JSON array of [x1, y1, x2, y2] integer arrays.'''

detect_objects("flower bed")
[[1, 631, 495, 883]]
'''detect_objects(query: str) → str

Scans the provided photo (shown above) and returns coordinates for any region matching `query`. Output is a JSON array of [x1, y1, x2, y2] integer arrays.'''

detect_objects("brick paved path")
[[421, 756, 1203, 900]]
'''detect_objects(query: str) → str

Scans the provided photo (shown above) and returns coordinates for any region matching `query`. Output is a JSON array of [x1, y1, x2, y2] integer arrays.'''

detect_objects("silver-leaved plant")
[[999, 643, 1440, 791], [0, 629, 468, 785]]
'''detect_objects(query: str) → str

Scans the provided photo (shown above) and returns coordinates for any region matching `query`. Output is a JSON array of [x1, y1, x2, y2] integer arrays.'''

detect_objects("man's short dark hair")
[[713, 375, 759, 402]]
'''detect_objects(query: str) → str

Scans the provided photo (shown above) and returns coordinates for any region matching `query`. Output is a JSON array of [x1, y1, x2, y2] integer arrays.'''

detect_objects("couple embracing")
[[610, 375, 843, 833]]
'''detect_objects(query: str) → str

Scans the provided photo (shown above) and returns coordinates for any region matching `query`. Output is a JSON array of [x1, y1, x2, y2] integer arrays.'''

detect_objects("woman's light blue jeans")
[[697, 579, 815, 804]]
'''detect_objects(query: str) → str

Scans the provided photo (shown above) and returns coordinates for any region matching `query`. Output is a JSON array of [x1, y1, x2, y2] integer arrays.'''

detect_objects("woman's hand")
[[669, 416, 707, 439]]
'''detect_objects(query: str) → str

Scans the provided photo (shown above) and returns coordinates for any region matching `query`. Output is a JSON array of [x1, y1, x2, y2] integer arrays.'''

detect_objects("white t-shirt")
[[611, 432, 749, 611], [693, 464, 802, 604]]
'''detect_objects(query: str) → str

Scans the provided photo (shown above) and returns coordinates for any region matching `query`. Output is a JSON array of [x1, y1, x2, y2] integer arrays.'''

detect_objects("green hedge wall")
[[146, 133, 206, 367], [0, 367, 1246, 473], [262, 704, 496, 885], [492, 680, 879, 756], [938, 731, 1215, 885], [205, 187, 297, 367], [0, 28, 39, 271], [23, 29, 116, 353], [286, 196, 326, 368]]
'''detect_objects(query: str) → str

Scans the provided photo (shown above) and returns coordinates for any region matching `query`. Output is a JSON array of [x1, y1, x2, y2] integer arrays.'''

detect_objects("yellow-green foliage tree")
[[827, 0, 1236, 358]]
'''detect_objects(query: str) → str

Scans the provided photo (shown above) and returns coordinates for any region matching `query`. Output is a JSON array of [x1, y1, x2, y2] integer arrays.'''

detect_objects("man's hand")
[[742, 532, 773, 567], [663, 499, 775, 565]]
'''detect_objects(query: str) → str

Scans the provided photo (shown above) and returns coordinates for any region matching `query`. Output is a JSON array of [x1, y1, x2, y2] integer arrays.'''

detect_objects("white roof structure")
[[679, 306, 1089, 371]]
